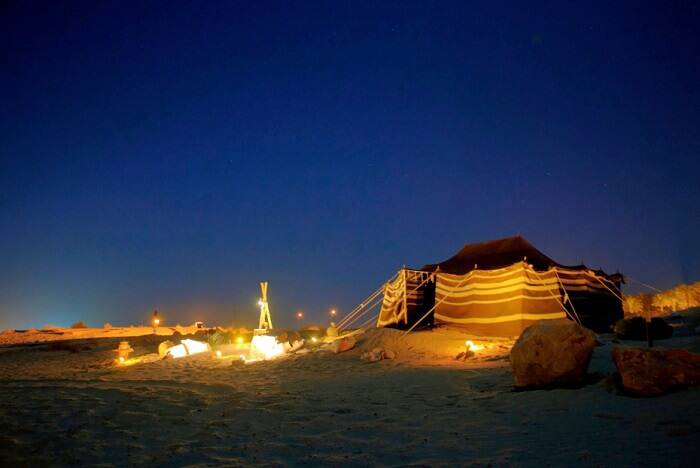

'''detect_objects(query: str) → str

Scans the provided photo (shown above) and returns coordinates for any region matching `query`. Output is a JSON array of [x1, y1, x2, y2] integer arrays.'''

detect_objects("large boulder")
[[612, 346, 700, 396], [510, 320, 597, 388], [614, 316, 673, 341]]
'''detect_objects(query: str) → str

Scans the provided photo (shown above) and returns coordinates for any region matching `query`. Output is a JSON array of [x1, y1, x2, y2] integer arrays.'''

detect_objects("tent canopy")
[[421, 234, 621, 282]]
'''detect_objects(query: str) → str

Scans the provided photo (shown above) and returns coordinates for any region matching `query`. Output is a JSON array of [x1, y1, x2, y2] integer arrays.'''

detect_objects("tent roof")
[[421, 235, 621, 280]]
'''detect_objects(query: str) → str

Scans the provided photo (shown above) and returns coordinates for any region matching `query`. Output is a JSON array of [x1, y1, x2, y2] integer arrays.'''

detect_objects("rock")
[[361, 347, 389, 363], [614, 316, 673, 341], [158, 340, 175, 357], [332, 336, 356, 354], [455, 350, 475, 361], [207, 331, 230, 347], [510, 320, 597, 388], [612, 346, 700, 396]]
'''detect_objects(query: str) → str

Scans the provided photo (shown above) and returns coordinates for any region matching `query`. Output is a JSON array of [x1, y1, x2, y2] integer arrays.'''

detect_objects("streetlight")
[[151, 310, 160, 333], [296, 311, 304, 320], [329, 308, 337, 317]]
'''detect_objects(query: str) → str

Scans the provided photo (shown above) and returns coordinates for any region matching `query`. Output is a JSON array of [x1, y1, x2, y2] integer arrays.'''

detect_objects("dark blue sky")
[[1, 1, 699, 329]]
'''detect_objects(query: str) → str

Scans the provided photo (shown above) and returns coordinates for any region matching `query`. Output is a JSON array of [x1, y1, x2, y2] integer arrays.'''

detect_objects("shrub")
[[614, 316, 673, 340], [70, 320, 88, 329]]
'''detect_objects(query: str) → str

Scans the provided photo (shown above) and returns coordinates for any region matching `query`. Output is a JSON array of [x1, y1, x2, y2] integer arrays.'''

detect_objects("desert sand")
[[1, 327, 699, 466]]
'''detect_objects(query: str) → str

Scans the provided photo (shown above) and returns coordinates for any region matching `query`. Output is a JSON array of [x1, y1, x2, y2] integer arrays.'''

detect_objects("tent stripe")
[[434, 311, 567, 324]]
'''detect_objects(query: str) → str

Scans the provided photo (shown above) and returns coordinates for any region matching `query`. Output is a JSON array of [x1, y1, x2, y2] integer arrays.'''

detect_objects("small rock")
[[361, 347, 388, 363], [510, 320, 597, 388], [612, 346, 700, 396], [331, 336, 356, 354], [455, 350, 475, 361]]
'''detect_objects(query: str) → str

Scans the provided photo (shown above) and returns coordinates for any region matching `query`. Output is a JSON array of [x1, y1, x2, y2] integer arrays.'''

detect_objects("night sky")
[[2, 1, 699, 330]]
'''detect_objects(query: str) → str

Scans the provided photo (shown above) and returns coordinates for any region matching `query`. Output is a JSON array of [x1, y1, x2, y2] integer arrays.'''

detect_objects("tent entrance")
[[377, 269, 436, 330]]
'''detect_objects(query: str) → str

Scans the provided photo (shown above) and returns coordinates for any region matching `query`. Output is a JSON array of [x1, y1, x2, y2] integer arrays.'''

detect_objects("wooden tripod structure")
[[256, 281, 273, 333]]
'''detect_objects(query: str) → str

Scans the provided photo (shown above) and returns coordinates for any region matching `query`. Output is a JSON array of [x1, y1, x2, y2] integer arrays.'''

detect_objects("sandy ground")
[[0, 328, 699, 466], [0, 325, 207, 347]]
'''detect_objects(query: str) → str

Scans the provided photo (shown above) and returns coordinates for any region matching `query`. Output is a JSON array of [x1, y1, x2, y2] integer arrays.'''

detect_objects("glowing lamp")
[[296, 312, 304, 319], [311, 337, 318, 343], [236, 336, 244, 344], [330, 309, 337, 316], [115, 341, 133, 361], [249, 335, 285, 360], [166, 339, 210, 359], [153, 318, 160, 326], [216, 350, 222, 358]]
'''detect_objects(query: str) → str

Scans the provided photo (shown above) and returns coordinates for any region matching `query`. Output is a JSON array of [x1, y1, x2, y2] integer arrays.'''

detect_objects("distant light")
[[311, 337, 318, 343], [119, 356, 125, 363], [296, 311, 304, 319], [330, 309, 337, 316], [236, 336, 244, 344], [216, 350, 222, 358], [153, 318, 160, 326]]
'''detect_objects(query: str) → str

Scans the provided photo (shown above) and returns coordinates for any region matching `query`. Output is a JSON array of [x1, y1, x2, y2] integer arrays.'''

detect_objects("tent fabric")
[[377, 271, 406, 327], [434, 263, 566, 336], [378, 236, 624, 336], [377, 270, 434, 328], [421, 234, 617, 276], [433, 262, 622, 336]]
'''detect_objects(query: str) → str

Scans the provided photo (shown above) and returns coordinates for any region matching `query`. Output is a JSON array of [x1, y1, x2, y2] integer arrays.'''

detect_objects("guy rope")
[[526, 267, 581, 325], [338, 269, 435, 332]]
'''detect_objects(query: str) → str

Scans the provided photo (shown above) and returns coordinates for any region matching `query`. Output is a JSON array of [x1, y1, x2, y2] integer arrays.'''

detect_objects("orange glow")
[[236, 336, 244, 344], [167, 339, 210, 358], [249, 335, 285, 360], [465, 340, 485, 351], [115, 356, 141, 367], [153, 318, 160, 326], [215, 350, 222, 358]]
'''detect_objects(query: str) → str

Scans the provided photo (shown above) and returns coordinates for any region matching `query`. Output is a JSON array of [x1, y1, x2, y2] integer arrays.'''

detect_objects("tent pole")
[[402, 268, 408, 326]]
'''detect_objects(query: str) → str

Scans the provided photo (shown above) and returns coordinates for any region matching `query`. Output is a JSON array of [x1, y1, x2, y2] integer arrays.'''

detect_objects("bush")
[[70, 320, 88, 329], [614, 316, 673, 340]]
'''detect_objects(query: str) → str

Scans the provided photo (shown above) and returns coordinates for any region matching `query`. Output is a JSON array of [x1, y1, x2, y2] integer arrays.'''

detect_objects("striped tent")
[[377, 270, 434, 327], [377, 236, 623, 336]]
